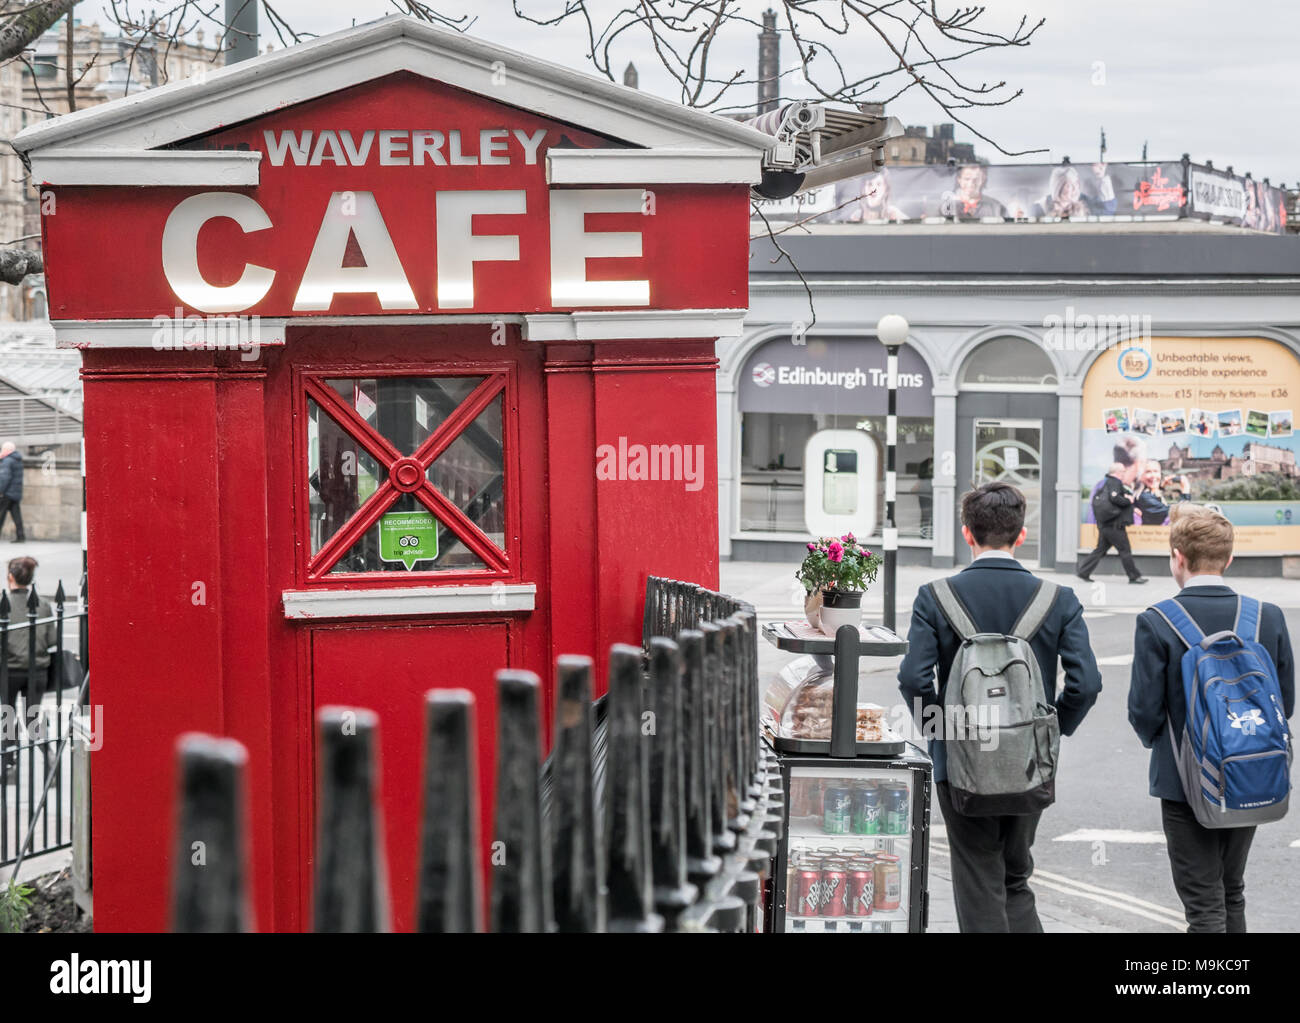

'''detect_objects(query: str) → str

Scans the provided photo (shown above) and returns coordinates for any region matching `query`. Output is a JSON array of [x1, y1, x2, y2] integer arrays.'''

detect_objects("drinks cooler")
[[770, 746, 932, 932], [760, 620, 932, 933]]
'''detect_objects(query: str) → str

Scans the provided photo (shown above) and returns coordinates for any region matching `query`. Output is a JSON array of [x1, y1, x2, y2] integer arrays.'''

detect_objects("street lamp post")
[[876, 314, 909, 634]]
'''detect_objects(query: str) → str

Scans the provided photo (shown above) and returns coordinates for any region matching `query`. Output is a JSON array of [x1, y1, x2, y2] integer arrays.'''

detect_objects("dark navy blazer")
[[1128, 584, 1295, 801], [897, 558, 1103, 783]]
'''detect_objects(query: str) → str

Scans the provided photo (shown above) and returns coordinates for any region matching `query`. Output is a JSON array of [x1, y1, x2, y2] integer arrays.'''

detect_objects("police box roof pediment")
[[13, 15, 771, 171]]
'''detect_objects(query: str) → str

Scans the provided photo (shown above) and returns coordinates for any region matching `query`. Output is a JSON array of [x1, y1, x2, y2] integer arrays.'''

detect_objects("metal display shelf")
[[762, 620, 909, 758], [761, 621, 909, 657]]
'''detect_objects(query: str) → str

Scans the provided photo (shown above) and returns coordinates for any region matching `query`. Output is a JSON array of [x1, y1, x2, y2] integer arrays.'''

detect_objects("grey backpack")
[[930, 578, 1062, 816]]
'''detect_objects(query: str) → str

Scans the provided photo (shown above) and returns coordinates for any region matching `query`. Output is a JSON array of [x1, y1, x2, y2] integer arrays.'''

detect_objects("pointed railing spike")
[[170, 734, 252, 933], [416, 690, 482, 933], [677, 630, 720, 884], [490, 670, 551, 933], [647, 637, 696, 926], [604, 644, 664, 932], [550, 655, 604, 932], [313, 706, 389, 933]]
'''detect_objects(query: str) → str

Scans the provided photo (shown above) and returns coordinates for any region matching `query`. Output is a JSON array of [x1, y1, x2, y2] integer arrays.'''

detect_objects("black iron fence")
[[171, 576, 784, 932], [1, 578, 89, 870]]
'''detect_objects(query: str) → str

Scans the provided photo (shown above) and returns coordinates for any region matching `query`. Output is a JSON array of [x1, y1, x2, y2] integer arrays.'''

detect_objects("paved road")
[[726, 560, 1300, 933]]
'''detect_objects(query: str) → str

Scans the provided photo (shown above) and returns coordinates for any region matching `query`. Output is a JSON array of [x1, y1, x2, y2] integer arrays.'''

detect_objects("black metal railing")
[[170, 578, 783, 932], [1, 577, 89, 870]]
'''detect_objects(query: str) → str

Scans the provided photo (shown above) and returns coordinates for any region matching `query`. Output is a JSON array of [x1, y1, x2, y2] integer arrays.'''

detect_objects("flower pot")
[[803, 589, 822, 629], [819, 588, 863, 636]]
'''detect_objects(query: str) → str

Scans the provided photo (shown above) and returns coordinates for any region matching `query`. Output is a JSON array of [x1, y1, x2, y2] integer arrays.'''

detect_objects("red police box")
[[15, 17, 769, 932]]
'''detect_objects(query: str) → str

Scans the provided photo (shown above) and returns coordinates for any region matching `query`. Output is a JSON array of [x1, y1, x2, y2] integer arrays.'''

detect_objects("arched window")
[[959, 335, 1058, 390]]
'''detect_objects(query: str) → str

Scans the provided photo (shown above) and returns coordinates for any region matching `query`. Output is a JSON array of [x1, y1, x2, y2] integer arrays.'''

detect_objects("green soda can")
[[851, 783, 881, 835]]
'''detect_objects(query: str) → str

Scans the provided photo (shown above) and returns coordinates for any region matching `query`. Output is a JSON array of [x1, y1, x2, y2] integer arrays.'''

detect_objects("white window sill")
[[282, 583, 536, 620]]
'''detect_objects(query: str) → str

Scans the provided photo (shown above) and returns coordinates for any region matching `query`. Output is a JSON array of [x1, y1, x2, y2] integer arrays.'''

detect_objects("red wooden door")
[[275, 325, 549, 931]]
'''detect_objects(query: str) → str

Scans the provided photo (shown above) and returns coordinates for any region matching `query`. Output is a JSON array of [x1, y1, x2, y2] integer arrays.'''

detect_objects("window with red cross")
[[300, 368, 514, 581]]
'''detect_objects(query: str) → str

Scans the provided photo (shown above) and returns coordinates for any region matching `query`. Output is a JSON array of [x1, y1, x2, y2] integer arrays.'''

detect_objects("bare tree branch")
[[0, 0, 82, 62]]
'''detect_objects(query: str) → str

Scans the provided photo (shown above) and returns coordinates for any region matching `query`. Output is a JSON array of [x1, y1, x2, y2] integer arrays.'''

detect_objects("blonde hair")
[[1169, 504, 1233, 573]]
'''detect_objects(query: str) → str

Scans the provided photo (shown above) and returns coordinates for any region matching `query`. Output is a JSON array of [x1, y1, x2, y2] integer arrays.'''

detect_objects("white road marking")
[[1094, 654, 1135, 666], [931, 840, 1185, 929], [1082, 612, 1114, 619], [1290, 839, 1300, 848], [1028, 875, 1182, 931], [1053, 828, 1163, 844]]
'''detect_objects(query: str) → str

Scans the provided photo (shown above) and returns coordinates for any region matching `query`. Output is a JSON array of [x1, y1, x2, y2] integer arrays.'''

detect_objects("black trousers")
[[1160, 798, 1256, 933], [936, 781, 1044, 933], [0, 496, 22, 540], [1, 670, 34, 763], [1077, 521, 1140, 580]]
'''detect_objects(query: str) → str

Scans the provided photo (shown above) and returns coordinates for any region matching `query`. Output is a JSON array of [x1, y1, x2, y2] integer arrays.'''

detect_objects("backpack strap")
[[930, 579, 977, 642], [1234, 595, 1262, 643], [1011, 580, 1060, 642], [1147, 598, 1204, 650]]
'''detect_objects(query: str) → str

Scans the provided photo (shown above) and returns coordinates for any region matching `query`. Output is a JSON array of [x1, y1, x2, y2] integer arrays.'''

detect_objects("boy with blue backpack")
[[1128, 504, 1294, 932]]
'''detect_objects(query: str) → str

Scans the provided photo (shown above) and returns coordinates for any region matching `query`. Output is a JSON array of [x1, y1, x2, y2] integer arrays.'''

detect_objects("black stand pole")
[[829, 625, 860, 759], [883, 342, 900, 633]]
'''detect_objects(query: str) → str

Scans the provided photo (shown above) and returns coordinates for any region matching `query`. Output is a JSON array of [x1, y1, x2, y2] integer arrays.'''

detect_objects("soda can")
[[820, 865, 848, 917], [823, 787, 852, 835], [851, 784, 881, 835], [873, 853, 902, 911], [792, 868, 822, 918], [847, 861, 875, 917], [882, 783, 910, 835]]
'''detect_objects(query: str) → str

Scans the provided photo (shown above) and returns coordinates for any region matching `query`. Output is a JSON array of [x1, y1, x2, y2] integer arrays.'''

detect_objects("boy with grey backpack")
[[899, 482, 1102, 932]]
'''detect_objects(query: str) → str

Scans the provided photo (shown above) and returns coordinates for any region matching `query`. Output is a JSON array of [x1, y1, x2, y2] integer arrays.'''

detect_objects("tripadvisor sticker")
[[379, 510, 438, 570]]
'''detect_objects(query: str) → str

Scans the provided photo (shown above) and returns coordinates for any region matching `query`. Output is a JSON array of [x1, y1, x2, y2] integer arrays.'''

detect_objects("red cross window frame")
[[297, 364, 517, 584]]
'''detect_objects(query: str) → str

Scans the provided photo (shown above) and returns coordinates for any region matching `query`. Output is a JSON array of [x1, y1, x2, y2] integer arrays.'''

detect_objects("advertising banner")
[[820, 161, 1190, 224], [753, 159, 1288, 235], [1186, 163, 1288, 233], [1079, 337, 1300, 555], [1188, 169, 1248, 220]]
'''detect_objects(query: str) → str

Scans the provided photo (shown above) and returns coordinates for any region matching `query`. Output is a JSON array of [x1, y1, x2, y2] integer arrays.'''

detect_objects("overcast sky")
[[102, 0, 1299, 184]]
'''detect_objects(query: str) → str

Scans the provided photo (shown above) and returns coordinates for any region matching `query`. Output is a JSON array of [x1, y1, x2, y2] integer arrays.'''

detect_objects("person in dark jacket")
[[1127, 505, 1294, 933], [0, 441, 24, 542], [2, 556, 56, 781], [1077, 461, 1147, 583], [898, 481, 1103, 932]]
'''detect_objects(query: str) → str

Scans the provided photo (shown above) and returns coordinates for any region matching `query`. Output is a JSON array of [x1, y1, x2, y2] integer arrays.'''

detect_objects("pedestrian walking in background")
[[2, 556, 55, 782], [898, 481, 1103, 932], [0, 441, 24, 542], [1128, 505, 1294, 933], [1077, 461, 1147, 583]]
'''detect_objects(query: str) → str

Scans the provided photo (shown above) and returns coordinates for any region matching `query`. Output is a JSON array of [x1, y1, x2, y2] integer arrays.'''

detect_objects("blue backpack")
[[1151, 597, 1292, 829]]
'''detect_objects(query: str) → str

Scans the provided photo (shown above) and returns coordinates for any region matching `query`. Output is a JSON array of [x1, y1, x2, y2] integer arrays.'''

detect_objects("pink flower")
[[806, 542, 816, 550], [827, 541, 844, 563], [842, 532, 855, 542]]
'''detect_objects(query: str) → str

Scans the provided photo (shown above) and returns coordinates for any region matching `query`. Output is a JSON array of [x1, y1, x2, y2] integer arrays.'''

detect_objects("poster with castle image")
[[1081, 336, 1300, 555]]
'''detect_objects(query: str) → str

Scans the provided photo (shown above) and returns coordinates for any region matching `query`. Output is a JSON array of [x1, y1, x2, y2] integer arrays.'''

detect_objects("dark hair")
[[957, 163, 988, 189], [8, 556, 37, 588], [961, 481, 1026, 548]]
